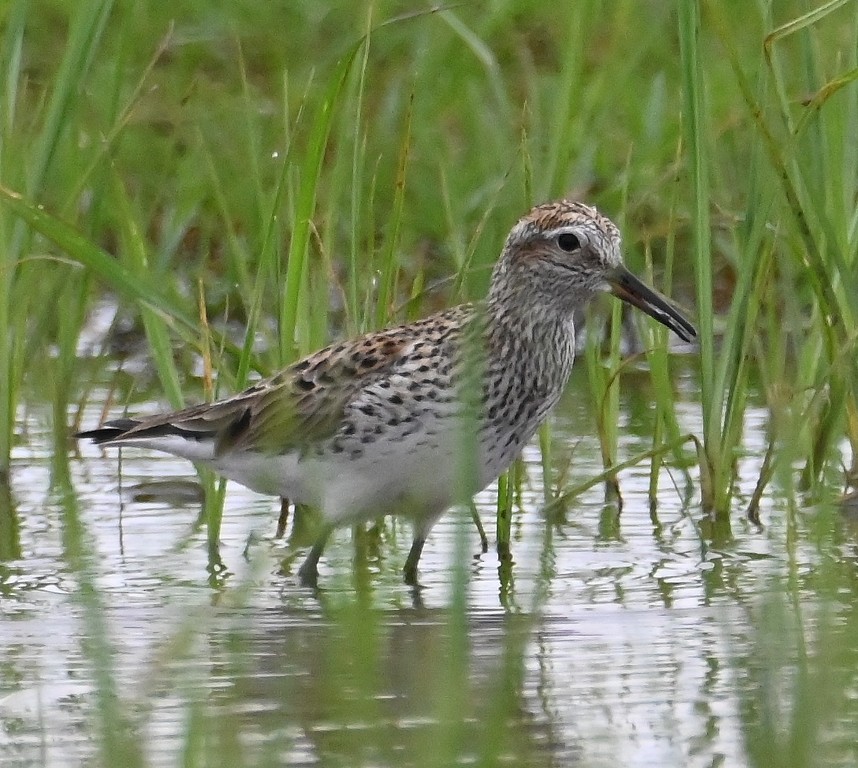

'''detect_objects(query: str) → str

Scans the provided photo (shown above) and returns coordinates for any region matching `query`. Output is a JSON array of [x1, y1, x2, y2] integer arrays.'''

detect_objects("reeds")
[[0, 0, 854, 553], [1, 1, 857, 763], [672, 0, 858, 518]]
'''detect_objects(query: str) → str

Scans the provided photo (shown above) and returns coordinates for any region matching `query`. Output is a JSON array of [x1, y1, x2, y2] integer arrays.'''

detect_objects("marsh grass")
[[1, 0, 858, 765], [681, 0, 858, 516]]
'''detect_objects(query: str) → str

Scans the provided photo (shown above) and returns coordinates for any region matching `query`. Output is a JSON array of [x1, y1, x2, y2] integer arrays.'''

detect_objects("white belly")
[[210, 428, 475, 527]]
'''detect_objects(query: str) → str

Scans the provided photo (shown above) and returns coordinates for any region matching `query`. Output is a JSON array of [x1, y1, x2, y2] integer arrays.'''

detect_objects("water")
[[2, 369, 857, 767]]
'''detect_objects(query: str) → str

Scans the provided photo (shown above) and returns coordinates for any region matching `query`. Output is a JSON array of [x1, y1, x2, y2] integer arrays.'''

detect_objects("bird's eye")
[[556, 233, 580, 252]]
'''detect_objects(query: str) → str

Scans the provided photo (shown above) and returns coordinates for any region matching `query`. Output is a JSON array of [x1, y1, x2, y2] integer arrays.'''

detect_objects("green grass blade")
[[0, 185, 204, 344], [279, 43, 364, 363], [678, 0, 718, 508]]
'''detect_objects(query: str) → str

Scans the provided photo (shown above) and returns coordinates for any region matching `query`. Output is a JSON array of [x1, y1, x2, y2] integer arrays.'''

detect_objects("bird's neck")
[[482, 289, 577, 394]]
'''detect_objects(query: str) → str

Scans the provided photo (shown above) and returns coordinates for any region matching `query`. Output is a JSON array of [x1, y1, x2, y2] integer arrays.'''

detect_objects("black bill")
[[605, 265, 696, 343]]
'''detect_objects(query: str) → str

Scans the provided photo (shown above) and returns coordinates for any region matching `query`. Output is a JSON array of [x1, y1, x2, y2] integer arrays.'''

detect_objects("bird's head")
[[491, 200, 696, 342]]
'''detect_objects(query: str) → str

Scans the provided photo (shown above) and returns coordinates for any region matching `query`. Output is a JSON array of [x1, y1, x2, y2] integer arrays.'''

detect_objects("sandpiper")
[[77, 200, 695, 585]]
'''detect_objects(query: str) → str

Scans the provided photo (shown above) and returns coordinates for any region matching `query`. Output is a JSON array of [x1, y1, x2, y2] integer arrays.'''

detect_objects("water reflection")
[[206, 606, 560, 766], [2, 380, 858, 766]]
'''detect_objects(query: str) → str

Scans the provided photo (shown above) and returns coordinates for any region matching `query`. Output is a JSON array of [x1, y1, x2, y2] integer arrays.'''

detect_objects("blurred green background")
[[1, 2, 857, 766], [2, 0, 856, 511]]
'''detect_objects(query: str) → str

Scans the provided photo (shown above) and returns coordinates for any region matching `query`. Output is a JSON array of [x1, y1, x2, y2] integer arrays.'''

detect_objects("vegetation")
[[0, 0, 856, 765]]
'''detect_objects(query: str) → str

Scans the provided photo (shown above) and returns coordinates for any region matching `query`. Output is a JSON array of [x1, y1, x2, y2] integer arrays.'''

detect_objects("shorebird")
[[77, 200, 695, 585]]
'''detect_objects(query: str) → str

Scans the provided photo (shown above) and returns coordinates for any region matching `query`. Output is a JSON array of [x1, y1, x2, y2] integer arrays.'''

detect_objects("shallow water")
[[2, 368, 858, 767]]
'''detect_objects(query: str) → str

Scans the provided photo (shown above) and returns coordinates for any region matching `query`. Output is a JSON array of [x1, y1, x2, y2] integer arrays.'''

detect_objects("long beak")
[[605, 265, 696, 343]]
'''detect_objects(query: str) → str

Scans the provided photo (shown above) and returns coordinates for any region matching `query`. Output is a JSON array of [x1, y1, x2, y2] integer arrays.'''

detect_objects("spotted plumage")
[[77, 200, 696, 585]]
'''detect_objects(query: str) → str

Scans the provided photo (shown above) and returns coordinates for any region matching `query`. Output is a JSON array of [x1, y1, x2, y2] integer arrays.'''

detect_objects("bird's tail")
[[75, 418, 142, 445]]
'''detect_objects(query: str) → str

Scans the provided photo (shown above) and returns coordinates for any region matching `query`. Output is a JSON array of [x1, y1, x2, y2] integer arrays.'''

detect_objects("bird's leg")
[[275, 497, 290, 538], [469, 500, 488, 552], [298, 525, 333, 587], [403, 535, 426, 586], [404, 511, 443, 585]]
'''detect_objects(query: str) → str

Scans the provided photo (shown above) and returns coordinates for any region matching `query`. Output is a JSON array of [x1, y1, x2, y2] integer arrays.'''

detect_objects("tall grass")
[[675, 0, 858, 517], [2, 2, 858, 767], [0, 0, 853, 550], [0, 0, 854, 559], [0, 0, 111, 478]]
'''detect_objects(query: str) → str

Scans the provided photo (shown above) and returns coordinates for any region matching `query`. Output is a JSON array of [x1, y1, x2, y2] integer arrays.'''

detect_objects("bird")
[[76, 200, 696, 585]]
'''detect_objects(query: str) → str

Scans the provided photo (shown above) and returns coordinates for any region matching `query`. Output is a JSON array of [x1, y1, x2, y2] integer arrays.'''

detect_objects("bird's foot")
[[403, 563, 419, 586], [403, 534, 426, 586], [298, 558, 319, 588]]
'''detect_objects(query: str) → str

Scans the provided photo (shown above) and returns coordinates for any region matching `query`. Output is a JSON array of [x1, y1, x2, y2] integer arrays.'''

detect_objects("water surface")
[[2, 369, 857, 767]]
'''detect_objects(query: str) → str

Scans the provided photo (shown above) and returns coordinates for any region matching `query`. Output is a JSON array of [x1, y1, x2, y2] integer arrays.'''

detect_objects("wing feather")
[[217, 332, 414, 455], [80, 305, 477, 457]]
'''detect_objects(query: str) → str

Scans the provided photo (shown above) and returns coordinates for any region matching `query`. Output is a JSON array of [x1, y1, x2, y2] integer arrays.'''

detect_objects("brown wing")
[[80, 305, 475, 456], [215, 330, 414, 456]]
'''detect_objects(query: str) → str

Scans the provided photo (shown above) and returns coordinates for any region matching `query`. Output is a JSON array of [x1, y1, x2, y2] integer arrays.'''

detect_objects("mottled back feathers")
[[85, 304, 481, 459]]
